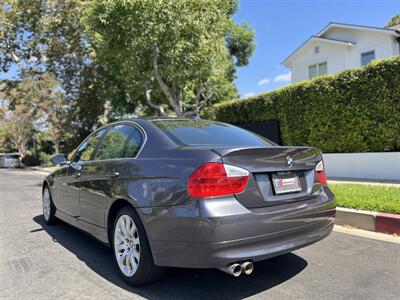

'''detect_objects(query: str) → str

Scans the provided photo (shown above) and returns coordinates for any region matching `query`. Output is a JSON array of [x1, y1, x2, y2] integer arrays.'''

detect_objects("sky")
[[233, 0, 400, 98]]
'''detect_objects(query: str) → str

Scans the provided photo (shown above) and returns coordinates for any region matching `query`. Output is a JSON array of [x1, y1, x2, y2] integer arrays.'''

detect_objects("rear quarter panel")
[[109, 149, 220, 208]]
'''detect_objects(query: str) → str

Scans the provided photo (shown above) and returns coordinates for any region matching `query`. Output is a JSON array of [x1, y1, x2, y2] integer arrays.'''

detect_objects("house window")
[[308, 62, 327, 79], [318, 62, 327, 75], [361, 51, 375, 66]]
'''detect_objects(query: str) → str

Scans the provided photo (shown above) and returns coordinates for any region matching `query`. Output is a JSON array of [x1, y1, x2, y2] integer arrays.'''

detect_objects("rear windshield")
[[151, 120, 274, 147]]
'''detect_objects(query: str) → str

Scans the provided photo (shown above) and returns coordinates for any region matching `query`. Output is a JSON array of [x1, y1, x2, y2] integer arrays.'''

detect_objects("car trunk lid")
[[211, 146, 323, 208]]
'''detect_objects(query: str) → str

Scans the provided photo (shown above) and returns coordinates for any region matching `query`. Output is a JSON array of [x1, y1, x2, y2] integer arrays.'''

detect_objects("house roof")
[[282, 22, 400, 67], [282, 36, 355, 66], [317, 22, 400, 37]]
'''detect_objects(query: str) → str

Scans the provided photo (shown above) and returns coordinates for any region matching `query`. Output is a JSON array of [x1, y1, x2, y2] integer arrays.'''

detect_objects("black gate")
[[234, 120, 282, 145]]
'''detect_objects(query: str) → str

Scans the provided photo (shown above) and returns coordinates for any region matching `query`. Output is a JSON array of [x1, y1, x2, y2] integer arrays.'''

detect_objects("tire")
[[111, 206, 165, 285], [43, 186, 56, 225]]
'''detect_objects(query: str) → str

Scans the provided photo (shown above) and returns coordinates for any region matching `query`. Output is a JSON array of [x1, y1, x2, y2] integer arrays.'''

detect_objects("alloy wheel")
[[43, 189, 51, 221], [114, 214, 140, 277]]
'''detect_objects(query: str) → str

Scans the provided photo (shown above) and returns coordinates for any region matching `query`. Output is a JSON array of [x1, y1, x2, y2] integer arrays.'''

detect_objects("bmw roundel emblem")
[[286, 156, 294, 167]]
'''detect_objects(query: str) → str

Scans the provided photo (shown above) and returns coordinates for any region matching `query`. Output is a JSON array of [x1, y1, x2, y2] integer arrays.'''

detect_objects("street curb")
[[375, 213, 400, 235], [335, 207, 400, 235]]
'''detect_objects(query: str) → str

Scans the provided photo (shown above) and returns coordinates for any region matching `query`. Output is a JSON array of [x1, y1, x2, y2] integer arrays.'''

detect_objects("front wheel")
[[42, 186, 56, 225], [112, 206, 164, 285]]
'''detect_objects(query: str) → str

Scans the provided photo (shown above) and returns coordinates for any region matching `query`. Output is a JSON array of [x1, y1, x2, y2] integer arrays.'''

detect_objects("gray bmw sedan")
[[42, 118, 335, 285]]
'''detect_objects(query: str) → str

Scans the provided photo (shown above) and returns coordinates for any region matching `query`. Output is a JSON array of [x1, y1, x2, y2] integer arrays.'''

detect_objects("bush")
[[39, 152, 52, 167], [22, 153, 40, 166], [214, 57, 400, 153]]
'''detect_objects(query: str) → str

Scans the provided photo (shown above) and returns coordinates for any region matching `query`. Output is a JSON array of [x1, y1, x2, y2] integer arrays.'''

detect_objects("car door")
[[79, 124, 144, 227], [55, 128, 106, 217]]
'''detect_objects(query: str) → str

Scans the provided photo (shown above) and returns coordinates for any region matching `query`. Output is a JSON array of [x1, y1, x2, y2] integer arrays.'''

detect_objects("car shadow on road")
[[33, 215, 308, 299]]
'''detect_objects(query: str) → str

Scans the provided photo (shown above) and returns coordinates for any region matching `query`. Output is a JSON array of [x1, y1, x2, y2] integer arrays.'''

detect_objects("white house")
[[282, 23, 400, 83]]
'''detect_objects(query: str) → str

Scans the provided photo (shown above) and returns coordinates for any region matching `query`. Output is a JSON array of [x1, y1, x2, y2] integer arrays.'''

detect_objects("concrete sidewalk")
[[28, 166, 55, 174]]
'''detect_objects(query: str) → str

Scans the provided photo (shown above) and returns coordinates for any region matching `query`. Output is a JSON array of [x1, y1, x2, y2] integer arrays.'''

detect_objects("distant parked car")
[[43, 118, 336, 285], [0, 153, 22, 168]]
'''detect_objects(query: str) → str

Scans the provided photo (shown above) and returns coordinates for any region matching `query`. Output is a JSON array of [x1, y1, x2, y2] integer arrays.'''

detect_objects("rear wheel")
[[42, 186, 56, 225], [112, 206, 164, 285]]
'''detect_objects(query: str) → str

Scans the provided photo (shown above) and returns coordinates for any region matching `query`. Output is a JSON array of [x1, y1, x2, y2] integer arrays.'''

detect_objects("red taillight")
[[188, 163, 249, 198], [315, 160, 327, 185]]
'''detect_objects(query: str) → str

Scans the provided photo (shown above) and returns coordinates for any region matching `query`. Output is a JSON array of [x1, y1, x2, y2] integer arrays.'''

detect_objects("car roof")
[[122, 117, 203, 122], [105, 117, 211, 129]]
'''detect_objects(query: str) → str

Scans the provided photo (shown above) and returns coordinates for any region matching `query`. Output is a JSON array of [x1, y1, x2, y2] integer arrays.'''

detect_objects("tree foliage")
[[386, 13, 400, 28], [0, 0, 88, 97], [84, 0, 254, 117]]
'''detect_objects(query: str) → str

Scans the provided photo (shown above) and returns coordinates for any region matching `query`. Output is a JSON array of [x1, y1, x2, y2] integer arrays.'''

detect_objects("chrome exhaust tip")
[[241, 261, 254, 275], [218, 263, 242, 277]]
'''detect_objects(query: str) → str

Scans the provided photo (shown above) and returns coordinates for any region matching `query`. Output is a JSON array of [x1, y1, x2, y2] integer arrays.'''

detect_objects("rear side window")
[[122, 128, 144, 158], [94, 124, 143, 160], [151, 120, 274, 147], [95, 125, 131, 160]]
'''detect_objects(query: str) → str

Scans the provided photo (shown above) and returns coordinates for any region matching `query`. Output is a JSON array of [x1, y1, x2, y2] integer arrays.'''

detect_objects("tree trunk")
[[18, 142, 27, 158], [144, 83, 166, 116], [151, 45, 183, 116], [54, 140, 60, 154]]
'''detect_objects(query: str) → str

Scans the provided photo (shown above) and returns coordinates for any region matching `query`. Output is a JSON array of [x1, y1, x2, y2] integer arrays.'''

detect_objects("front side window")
[[72, 129, 106, 163], [361, 50, 375, 66], [309, 62, 327, 79], [94, 125, 142, 160], [152, 120, 274, 147]]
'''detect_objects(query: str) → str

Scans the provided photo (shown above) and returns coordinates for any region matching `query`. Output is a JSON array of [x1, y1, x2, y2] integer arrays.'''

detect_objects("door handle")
[[109, 171, 120, 178], [74, 172, 81, 178]]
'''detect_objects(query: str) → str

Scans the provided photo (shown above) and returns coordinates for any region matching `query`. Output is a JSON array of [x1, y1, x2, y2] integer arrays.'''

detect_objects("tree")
[[0, 73, 65, 156], [45, 96, 71, 153], [2, 114, 33, 156], [84, 0, 254, 117], [387, 13, 400, 28], [0, 0, 115, 148], [1, 0, 89, 98]]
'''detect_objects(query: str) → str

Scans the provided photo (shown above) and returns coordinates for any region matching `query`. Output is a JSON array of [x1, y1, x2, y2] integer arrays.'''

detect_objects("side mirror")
[[50, 153, 68, 166]]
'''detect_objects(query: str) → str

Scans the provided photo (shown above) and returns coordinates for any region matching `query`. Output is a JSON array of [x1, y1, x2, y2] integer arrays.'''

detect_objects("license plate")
[[271, 172, 301, 195]]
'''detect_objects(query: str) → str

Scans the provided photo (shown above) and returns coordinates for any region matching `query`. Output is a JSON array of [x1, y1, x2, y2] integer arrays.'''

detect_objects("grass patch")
[[329, 183, 400, 214]]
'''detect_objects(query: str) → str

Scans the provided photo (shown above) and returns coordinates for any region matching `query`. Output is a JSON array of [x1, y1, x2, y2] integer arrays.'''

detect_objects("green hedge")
[[214, 57, 400, 153]]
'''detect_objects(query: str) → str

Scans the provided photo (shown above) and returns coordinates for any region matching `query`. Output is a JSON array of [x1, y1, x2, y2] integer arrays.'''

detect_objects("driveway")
[[0, 169, 399, 299]]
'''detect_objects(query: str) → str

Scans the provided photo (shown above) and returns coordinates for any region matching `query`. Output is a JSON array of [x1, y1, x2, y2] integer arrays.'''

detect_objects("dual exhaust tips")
[[218, 261, 254, 277]]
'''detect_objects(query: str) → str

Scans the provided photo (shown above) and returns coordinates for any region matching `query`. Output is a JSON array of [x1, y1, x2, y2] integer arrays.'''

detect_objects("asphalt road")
[[1, 169, 399, 300]]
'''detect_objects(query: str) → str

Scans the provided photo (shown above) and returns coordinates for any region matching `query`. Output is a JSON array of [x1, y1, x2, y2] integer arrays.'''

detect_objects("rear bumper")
[[139, 186, 336, 268]]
